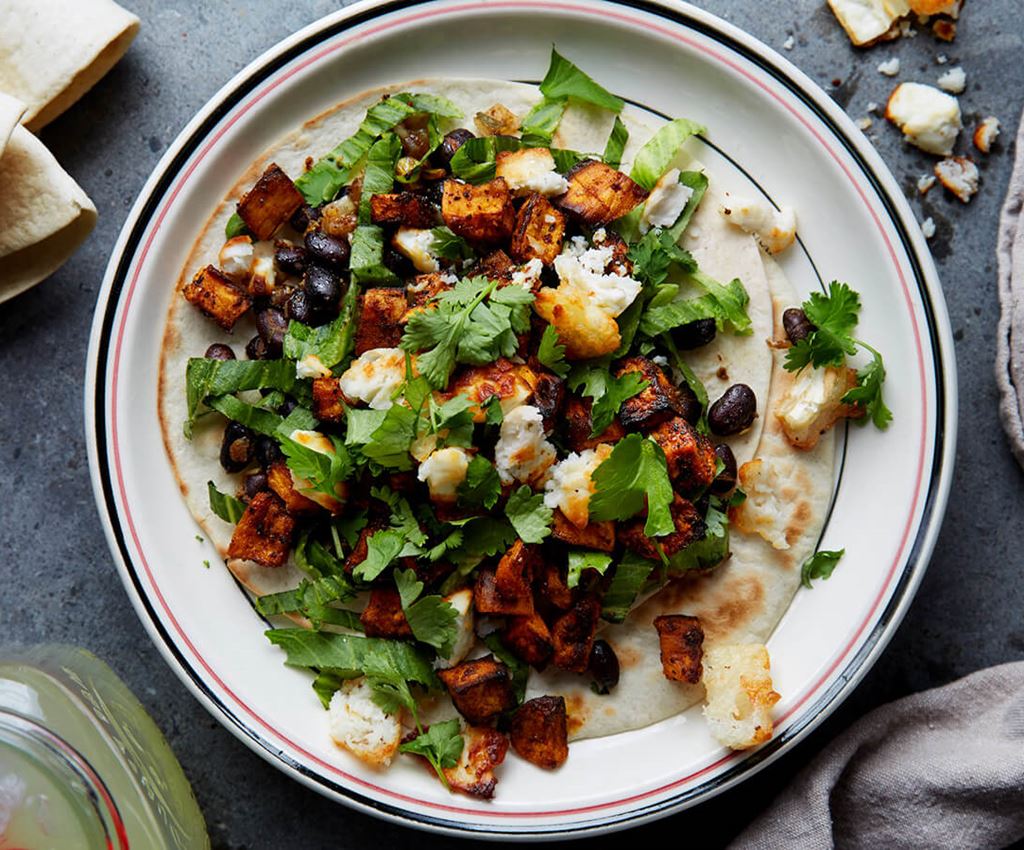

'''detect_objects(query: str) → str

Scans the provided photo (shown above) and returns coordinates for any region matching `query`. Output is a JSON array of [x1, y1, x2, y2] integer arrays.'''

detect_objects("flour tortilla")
[[159, 78, 777, 605], [0, 92, 24, 157], [529, 254, 836, 740], [0, 0, 139, 132], [0, 124, 96, 303]]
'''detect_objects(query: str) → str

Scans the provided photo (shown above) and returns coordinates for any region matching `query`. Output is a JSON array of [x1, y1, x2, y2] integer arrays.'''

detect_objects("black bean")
[[220, 421, 254, 472], [254, 435, 283, 469], [243, 471, 269, 501], [382, 245, 415, 279], [400, 127, 431, 160], [304, 229, 349, 271], [278, 397, 297, 417], [708, 384, 757, 436], [710, 444, 738, 496], [255, 307, 288, 354], [274, 242, 307, 276], [204, 343, 235, 361], [421, 179, 445, 207], [672, 318, 717, 350], [433, 128, 475, 170], [588, 640, 620, 695], [290, 204, 321, 232], [245, 334, 273, 360], [285, 289, 321, 325], [304, 265, 341, 312], [783, 307, 816, 344]]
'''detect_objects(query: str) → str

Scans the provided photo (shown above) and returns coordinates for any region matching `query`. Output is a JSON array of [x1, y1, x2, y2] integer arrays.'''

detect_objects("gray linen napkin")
[[997, 108, 1024, 469], [728, 661, 1024, 849]]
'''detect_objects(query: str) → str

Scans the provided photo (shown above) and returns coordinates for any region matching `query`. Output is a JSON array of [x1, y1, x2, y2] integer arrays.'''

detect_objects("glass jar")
[[0, 645, 209, 849]]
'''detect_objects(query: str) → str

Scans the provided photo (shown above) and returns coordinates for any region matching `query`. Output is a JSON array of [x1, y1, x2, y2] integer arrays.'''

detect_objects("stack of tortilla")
[[0, 0, 139, 304]]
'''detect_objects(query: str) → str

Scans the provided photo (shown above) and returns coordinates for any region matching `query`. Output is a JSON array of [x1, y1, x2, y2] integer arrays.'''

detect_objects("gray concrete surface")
[[0, 1, 1021, 847]]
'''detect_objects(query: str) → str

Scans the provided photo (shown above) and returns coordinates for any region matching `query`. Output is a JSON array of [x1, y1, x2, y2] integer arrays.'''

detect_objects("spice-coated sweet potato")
[[406, 272, 452, 310], [653, 614, 704, 683], [620, 494, 706, 561], [236, 163, 304, 241], [442, 178, 515, 244], [550, 595, 601, 673], [615, 356, 688, 432], [266, 461, 321, 514], [563, 395, 626, 452], [510, 193, 566, 266], [311, 377, 346, 423], [550, 510, 616, 552], [360, 588, 414, 639], [355, 287, 408, 353], [183, 265, 251, 330], [649, 416, 718, 493], [437, 656, 517, 724], [557, 160, 648, 225], [501, 612, 553, 666], [369, 191, 439, 228], [227, 491, 296, 568], [509, 696, 568, 769]]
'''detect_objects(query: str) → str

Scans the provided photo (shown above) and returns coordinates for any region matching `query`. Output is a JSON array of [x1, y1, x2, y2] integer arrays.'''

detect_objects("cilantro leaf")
[[667, 498, 730, 571], [505, 486, 553, 544], [567, 551, 613, 589], [207, 481, 245, 524], [538, 48, 624, 112], [537, 325, 569, 378], [256, 576, 360, 630], [438, 517, 518, 594], [589, 434, 675, 537], [311, 669, 349, 709], [224, 212, 247, 239], [602, 116, 629, 170], [842, 344, 892, 430], [449, 135, 523, 183], [394, 567, 425, 608], [400, 718, 465, 788], [277, 432, 352, 500], [568, 365, 648, 436], [352, 529, 406, 581], [394, 568, 459, 656], [457, 455, 502, 509], [361, 403, 419, 470], [482, 395, 504, 425], [785, 282, 860, 370], [293, 530, 346, 579], [600, 553, 655, 623], [430, 226, 475, 261], [800, 548, 846, 589], [359, 133, 401, 223]]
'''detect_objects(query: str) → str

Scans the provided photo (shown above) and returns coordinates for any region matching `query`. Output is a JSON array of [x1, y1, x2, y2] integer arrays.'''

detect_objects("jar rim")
[[0, 708, 130, 849]]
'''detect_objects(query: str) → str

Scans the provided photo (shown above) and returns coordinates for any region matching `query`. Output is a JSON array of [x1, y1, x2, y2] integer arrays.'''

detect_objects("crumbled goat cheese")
[[417, 447, 470, 502], [510, 258, 544, 290], [783, 35, 795, 50], [702, 644, 779, 751], [296, 353, 331, 380], [640, 169, 694, 233], [921, 217, 936, 239], [219, 235, 253, 281], [495, 147, 569, 197], [934, 156, 979, 203], [329, 678, 401, 767], [936, 53, 948, 64], [856, 116, 873, 131], [937, 66, 966, 93], [866, 101, 879, 113], [543, 445, 613, 528], [553, 245, 643, 318], [433, 589, 475, 669], [917, 174, 936, 194], [973, 117, 1000, 154], [828, 0, 900, 47], [720, 195, 797, 254], [338, 348, 407, 410], [392, 227, 440, 273], [885, 82, 961, 155], [877, 57, 901, 76], [494, 405, 556, 486]]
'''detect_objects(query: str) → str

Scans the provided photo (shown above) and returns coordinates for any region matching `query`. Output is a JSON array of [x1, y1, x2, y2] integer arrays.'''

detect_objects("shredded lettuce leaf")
[[629, 118, 706, 191]]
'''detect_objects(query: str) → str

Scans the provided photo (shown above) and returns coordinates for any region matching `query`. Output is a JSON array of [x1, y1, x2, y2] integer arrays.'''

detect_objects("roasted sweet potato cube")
[[437, 656, 516, 724], [406, 273, 451, 309], [476, 248, 515, 282], [360, 588, 414, 639], [653, 614, 704, 683], [369, 192, 438, 228], [615, 356, 688, 431], [509, 696, 568, 769], [649, 417, 718, 493], [550, 596, 601, 673], [530, 369, 565, 432], [502, 613, 553, 666], [446, 359, 537, 423], [355, 288, 407, 354], [441, 178, 515, 244], [620, 495, 706, 561], [495, 540, 538, 600], [558, 160, 648, 225], [551, 510, 616, 552], [474, 569, 534, 616], [534, 560, 574, 610], [510, 193, 566, 265], [593, 228, 633, 276], [266, 461, 321, 514], [227, 492, 296, 567], [312, 377, 346, 423], [236, 163, 304, 241], [443, 725, 509, 799], [182, 265, 251, 331], [563, 395, 625, 453]]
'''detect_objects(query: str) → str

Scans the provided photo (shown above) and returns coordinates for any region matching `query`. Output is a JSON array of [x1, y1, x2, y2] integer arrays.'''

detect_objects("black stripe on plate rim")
[[88, 0, 949, 837]]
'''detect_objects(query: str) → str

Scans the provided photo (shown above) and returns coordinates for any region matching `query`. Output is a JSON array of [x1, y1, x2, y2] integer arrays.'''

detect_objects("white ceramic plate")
[[85, 0, 956, 838]]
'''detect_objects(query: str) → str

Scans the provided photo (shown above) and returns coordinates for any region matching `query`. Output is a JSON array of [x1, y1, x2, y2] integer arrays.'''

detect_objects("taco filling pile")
[[160, 48, 890, 797]]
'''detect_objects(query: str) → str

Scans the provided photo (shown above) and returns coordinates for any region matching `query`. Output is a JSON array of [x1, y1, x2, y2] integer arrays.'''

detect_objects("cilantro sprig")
[[784, 282, 892, 429], [588, 434, 675, 537], [800, 548, 846, 589], [568, 365, 648, 437], [399, 718, 465, 790]]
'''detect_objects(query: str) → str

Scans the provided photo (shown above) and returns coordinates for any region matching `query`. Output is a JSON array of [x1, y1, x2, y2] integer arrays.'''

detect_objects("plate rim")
[[84, 0, 957, 838]]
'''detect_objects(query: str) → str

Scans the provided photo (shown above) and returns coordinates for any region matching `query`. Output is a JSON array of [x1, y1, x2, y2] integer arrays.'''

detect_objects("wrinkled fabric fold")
[[729, 662, 1024, 849]]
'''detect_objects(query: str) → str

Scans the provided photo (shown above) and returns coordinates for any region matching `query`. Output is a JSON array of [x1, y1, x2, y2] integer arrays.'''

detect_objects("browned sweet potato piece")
[[593, 228, 633, 276], [550, 510, 616, 552], [550, 596, 601, 673], [369, 192, 438, 228], [563, 395, 625, 453], [445, 358, 537, 423], [183, 265, 251, 330], [438, 656, 516, 724], [227, 492, 296, 567], [236, 163, 304, 241], [502, 613, 553, 666], [510, 193, 566, 265], [558, 160, 648, 225], [615, 356, 688, 431], [354, 288, 407, 354], [535, 560, 574, 610], [653, 614, 704, 683], [495, 540, 538, 600], [442, 178, 515, 244], [649, 416, 718, 493], [509, 696, 568, 769], [312, 377, 345, 423], [476, 248, 516, 282], [530, 369, 565, 432], [266, 461, 321, 514], [474, 569, 533, 616], [343, 518, 386, 574], [443, 725, 509, 799], [360, 588, 414, 639], [406, 273, 452, 310], [620, 494, 706, 561]]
